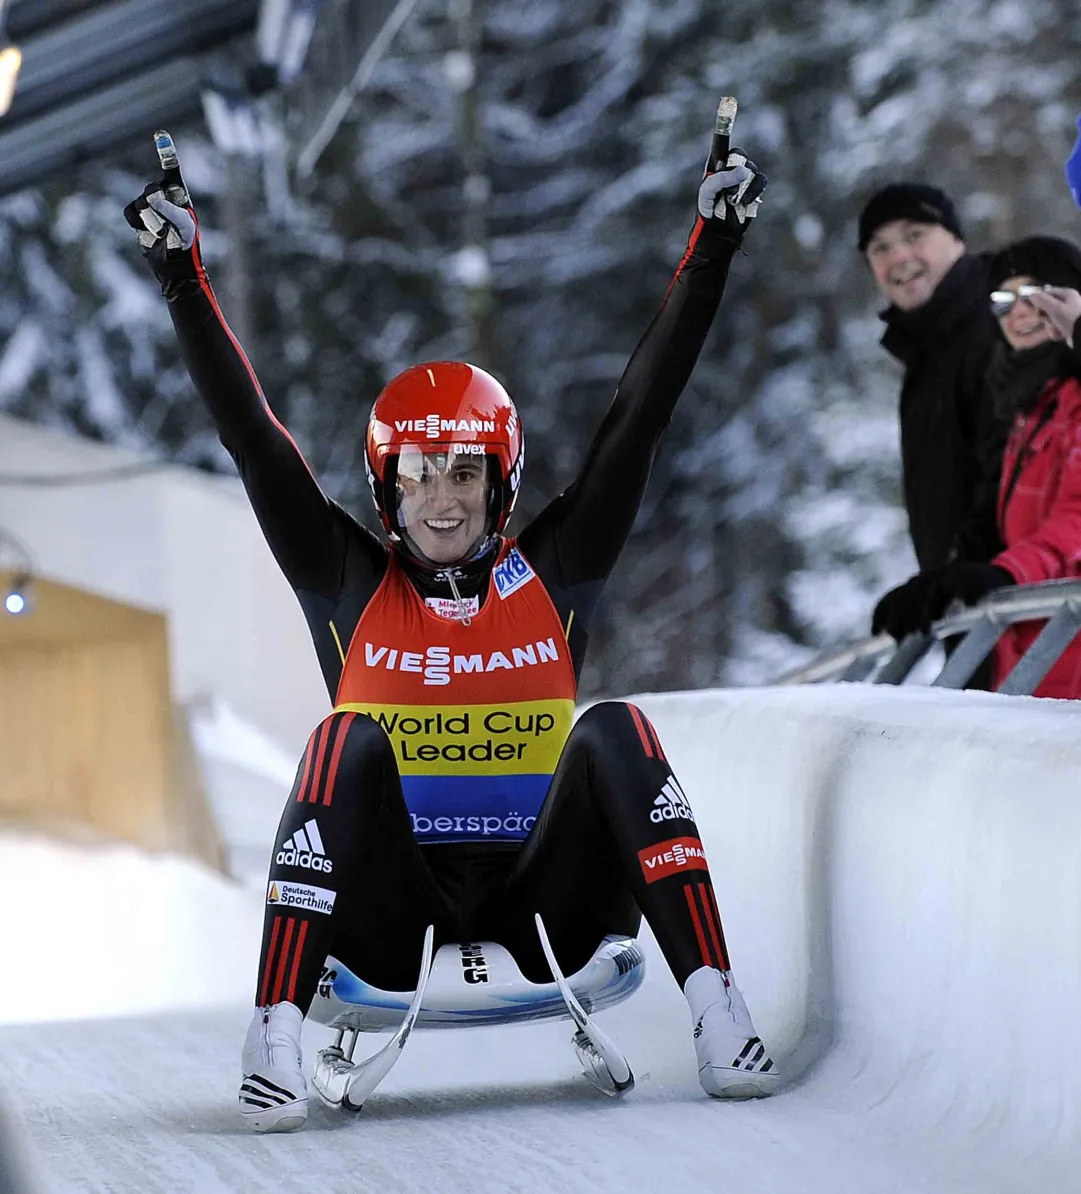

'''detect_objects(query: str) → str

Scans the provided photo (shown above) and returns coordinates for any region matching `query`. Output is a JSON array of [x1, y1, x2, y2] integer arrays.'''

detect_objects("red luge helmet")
[[365, 361, 524, 544]]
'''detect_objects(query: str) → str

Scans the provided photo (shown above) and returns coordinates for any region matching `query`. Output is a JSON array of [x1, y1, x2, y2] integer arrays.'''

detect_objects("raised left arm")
[[520, 150, 767, 587]]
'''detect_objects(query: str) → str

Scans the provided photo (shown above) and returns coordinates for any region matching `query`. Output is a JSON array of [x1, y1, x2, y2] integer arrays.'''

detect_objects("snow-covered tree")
[[1, 0, 1079, 697]]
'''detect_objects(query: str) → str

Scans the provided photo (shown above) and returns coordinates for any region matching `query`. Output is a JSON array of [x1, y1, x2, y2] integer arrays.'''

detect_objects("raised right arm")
[[166, 281, 348, 598], [125, 178, 385, 600]]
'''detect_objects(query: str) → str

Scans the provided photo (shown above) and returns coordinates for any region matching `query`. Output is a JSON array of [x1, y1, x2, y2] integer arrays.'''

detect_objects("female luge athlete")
[[124, 127, 777, 1132]]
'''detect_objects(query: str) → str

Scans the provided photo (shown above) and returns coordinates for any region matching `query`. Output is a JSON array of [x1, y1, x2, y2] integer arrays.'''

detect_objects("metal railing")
[[776, 579, 1081, 694]]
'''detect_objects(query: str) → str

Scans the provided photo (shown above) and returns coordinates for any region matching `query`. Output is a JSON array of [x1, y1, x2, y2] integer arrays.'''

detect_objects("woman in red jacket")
[[891, 236, 1081, 696]]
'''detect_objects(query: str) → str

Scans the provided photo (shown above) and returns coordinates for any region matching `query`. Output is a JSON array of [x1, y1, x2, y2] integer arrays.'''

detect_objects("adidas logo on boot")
[[239, 1001, 309, 1132], [684, 966, 779, 1100]]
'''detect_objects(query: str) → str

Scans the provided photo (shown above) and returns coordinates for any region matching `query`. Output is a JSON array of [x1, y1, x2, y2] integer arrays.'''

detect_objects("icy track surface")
[[0, 939, 1028, 1194], [4, 684, 1081, 1193]]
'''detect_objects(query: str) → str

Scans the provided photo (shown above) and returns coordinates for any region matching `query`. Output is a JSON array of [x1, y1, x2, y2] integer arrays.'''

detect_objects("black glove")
[[123, 180, 206, 301], [694, 146, 768, 246], [871, 572, 940, 641], [871, 563, 1015, 642], [923, 562, 1015, 622]]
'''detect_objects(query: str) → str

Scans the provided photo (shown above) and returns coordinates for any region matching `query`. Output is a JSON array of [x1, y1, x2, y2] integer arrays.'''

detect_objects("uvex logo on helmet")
[[365, 362, 524, 543]]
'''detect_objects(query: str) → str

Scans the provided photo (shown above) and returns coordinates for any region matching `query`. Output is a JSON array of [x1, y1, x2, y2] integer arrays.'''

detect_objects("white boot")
[[239, 1002, 309, 1132], [684, 966, 780, 1100]]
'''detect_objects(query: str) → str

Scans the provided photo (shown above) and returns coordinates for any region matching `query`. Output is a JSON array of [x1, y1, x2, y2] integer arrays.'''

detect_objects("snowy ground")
[[0, 935, 1025, 1194], [3, 685, 1081, 1193]]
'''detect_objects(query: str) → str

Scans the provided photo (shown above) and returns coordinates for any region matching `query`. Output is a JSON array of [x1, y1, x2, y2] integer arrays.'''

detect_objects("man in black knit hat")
[[861, 183, 1008, 646]]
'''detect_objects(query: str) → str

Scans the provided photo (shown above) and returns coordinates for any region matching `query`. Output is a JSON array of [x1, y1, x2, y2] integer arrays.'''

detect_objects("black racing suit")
[[154, 211, 744, 1010]]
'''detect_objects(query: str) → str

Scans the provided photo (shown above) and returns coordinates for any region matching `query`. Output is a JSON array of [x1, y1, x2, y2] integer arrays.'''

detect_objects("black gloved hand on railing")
[[871, 563, 1014, 642], [924, 562, 1015, 622], [871, 573, 939, 641]]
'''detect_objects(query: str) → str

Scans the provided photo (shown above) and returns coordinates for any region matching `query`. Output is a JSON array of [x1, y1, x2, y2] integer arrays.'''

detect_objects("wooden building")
[[0, 415, 326, 868]]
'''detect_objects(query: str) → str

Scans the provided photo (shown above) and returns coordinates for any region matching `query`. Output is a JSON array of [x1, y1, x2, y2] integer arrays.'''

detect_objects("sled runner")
[[309, 919, 644, 1107]]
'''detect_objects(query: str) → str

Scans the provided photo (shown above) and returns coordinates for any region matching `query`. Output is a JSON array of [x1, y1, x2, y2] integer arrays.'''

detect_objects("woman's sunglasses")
[[990, 283, 1052, 318]]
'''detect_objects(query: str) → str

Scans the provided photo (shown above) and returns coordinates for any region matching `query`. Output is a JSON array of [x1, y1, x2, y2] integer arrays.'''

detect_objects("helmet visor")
[[395, 444, 494, 564]]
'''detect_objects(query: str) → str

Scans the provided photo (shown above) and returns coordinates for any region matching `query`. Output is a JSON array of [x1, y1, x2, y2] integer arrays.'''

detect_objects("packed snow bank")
[[0, 832, 262, 1025], [0, 1093, 36, 1194], [188, 697, 298, 887], [0, 698, 289, 1026], [634, 684, 1081, 1183]]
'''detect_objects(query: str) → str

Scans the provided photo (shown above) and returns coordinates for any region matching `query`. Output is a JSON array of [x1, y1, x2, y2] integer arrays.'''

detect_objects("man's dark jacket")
[[879, 252, 1007, 571]]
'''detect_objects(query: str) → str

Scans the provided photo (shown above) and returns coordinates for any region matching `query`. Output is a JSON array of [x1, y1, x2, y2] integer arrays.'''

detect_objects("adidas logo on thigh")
[[650, 777, 695, 824], [276, 819, 334, 873]]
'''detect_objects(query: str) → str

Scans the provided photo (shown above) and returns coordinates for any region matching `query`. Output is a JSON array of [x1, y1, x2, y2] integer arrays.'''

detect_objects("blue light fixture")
[[3, 571, 30, 616], [0, 527, 35, 617]]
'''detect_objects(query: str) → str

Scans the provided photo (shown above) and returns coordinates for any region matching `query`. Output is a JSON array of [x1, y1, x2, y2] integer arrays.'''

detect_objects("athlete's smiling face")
[[397, 448, 490, 564]]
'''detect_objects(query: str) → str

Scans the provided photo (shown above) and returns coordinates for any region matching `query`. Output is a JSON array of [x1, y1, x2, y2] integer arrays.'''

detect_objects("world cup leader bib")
[[335, 541, 576, 844]]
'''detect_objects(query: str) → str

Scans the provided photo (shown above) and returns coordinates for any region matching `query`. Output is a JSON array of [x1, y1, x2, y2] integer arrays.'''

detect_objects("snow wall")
[[5, 683, 1081, 1182], [637, 684, 1081, 1184]]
